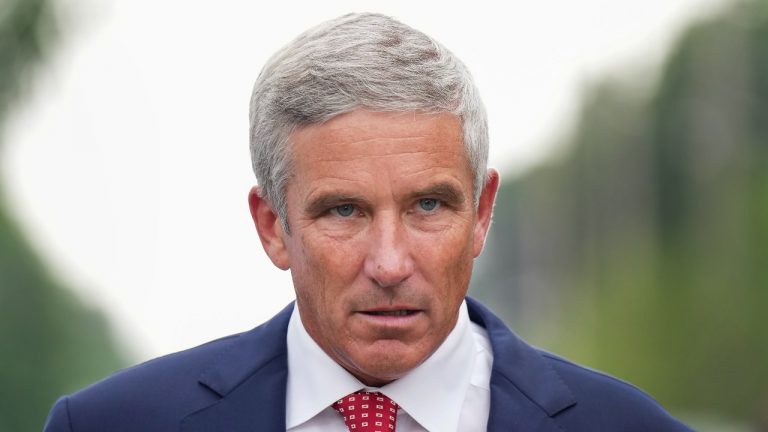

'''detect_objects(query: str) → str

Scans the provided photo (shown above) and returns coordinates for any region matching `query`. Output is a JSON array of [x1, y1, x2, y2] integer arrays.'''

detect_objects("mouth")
[[361, 310, 419, 317]]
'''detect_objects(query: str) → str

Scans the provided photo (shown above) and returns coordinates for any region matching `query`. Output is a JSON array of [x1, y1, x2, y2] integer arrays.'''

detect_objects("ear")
[[248, 186, 290, 270], [472, 169, 500, 258]]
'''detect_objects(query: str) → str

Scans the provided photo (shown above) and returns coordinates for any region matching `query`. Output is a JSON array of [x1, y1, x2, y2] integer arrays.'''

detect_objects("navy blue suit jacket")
[[44, 298, 691, 431]]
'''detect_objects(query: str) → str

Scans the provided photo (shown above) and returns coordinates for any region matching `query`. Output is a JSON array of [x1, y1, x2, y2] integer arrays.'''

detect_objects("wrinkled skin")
[[249, 110, 499, 386]]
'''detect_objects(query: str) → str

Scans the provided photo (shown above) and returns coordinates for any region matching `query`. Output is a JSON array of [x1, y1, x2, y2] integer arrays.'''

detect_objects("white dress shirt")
[[285, 300, 493, 432]]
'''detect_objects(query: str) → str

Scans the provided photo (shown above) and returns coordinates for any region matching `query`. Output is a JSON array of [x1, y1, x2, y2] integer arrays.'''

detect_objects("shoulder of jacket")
[[537, 351, 692, 431]]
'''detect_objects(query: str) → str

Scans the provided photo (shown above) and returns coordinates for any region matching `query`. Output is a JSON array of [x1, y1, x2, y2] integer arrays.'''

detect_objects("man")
[[44, 12, 691, 431]]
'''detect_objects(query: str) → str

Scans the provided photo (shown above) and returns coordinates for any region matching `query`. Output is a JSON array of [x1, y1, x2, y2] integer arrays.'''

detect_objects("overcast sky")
[[3, 0, 730, 360]]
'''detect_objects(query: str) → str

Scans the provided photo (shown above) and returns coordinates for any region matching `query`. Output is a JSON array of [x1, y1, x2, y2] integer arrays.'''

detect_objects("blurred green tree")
[[473, 0, 768, 429], [0, 0, 126, 431]]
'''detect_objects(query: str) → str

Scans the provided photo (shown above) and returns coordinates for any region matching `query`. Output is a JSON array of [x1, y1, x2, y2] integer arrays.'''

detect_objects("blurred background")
[[1, 0, 765, 430]]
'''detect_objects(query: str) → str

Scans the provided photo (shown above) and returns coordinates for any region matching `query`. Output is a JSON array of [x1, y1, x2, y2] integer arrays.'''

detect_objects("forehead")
[[287, 110, 467, 170]]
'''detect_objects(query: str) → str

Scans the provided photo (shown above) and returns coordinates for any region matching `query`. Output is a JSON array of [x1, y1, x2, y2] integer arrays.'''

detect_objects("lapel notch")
[[466, 298, 577, 431], [181, 303, 294, 432]]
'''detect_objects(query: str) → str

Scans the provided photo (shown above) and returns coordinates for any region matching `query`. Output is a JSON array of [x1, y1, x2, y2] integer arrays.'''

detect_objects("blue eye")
[[334, 204, 356, 217], [418, 198, 439, 212]]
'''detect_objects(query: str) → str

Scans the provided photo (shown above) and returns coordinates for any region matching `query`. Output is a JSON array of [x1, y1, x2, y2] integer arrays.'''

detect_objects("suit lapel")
[[180, 299, 575, 432], [466, 298, 577, 432], [180, 303, 294, 432]]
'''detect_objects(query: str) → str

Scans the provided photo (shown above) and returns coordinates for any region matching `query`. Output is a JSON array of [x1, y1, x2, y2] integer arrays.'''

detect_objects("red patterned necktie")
[[332, 391, 399, 432]]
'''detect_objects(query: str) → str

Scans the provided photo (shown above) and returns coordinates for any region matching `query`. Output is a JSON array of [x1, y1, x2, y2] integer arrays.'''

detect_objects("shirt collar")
[[285, 303, 362, 429], [285, 300, 476, 432]]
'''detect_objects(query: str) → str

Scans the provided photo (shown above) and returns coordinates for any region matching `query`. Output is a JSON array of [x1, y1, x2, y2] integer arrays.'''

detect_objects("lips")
[[362, 310, 418, 317], [355, 308, 424, 335]]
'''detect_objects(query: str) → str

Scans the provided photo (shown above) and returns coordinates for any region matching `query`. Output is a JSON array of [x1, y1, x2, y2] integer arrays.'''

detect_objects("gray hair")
[[249, 12, 488, 232]]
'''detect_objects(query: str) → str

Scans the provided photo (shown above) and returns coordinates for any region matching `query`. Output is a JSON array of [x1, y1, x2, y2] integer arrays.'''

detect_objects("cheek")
[[441, 242, 473, 298], [413, 226, 474, 290], [291, 233, 364, 302]]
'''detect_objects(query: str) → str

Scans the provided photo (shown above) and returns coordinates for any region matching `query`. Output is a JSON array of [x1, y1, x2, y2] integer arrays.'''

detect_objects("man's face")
[[251, 109, 497, 386]]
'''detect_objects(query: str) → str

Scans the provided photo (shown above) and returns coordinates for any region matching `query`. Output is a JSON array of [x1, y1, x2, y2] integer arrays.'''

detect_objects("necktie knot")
[[332, 391, 398, 432]]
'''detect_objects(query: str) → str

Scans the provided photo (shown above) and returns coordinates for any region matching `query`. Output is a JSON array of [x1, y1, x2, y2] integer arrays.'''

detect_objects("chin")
[[352, 350, 425, 385], [354, 366, 409, 387]]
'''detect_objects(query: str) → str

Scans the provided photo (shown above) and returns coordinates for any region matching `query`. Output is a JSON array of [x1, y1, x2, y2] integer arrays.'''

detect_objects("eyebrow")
[[407, 182, 466, 207], [305, 193, 367, 216]]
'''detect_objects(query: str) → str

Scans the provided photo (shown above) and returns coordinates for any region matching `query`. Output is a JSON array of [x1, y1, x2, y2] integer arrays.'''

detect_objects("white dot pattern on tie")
[[332, 391, 399, 432]]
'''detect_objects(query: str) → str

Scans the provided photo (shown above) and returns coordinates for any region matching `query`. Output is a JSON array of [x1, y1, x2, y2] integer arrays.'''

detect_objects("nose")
[[363, 212, 415, 288]]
